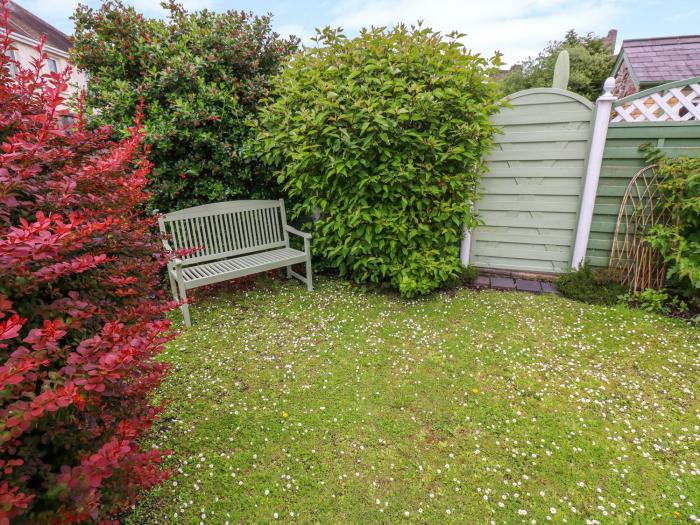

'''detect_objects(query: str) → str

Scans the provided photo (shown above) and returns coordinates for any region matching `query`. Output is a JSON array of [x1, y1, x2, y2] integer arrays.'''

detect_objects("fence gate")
[[470, 87, 594, 273]]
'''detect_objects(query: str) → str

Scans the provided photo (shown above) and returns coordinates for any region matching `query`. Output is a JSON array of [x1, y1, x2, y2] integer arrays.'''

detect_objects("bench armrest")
[[162, 238, 183, 266], [284, 225, 311, 240]]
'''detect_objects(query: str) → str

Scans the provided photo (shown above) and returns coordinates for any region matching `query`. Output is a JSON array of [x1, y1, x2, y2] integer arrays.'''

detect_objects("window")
[[47, 57, 59, 73], [4, 49, 17, 77]]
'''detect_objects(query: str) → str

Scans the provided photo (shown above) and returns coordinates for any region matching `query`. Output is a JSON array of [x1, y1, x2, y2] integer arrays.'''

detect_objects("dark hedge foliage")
[[71, 0, 298, 213], [499, 30, 614, 100], [255, 25, 503, 297]]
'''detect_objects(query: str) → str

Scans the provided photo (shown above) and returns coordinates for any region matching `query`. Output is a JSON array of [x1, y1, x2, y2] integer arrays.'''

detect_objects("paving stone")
[[490, 277, 515, 290], [473, 276, 490, 289], [541, 281, 560, 294], [516, 279, 542, 293]]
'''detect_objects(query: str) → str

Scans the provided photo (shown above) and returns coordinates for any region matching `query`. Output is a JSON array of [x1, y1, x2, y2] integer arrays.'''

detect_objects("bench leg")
[[286, 265, 292, 279], [304, 239, 313, 291], [305, 259, 313, 291], [176, 277, 191, 327], [168, 269, 179, 302]]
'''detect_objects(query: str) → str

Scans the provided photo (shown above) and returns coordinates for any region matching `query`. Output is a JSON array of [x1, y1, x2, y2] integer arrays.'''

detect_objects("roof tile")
[[6, 1, 71, 52], [620, 34, 700, 83]]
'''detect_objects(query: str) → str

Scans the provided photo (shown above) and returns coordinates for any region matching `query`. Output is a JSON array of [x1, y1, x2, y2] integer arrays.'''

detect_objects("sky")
[[15, 0, 700, 65]]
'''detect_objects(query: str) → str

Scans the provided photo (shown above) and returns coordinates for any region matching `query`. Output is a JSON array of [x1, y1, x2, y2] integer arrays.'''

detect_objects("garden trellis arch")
[[468, 86, 595, 273]]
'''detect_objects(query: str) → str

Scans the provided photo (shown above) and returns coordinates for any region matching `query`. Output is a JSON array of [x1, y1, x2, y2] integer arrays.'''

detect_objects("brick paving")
[[490, 277, 516, 291], [470, 276, 559, 294]]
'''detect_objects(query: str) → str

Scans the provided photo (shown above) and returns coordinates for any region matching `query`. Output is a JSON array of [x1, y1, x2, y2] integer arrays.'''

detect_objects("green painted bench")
[[158, 199, 312, 326]]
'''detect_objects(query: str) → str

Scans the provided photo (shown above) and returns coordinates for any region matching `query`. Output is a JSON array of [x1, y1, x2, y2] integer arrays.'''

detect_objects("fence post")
[[460, 228, 471, 267], [570, 77, 617, 269]]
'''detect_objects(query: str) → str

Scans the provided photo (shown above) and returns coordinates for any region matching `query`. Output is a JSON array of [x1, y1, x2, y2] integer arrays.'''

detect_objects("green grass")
[[129, 277, 699, 524]]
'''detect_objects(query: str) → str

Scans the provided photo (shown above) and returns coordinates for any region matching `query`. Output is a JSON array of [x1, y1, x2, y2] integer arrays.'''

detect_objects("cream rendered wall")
[[7, 33, 86, 104]]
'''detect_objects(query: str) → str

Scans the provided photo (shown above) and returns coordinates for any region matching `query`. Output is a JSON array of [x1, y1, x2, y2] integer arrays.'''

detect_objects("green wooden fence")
[[470, 88, 594, 273], [467, 74, 700, 275], [585, 76, 700, 267]]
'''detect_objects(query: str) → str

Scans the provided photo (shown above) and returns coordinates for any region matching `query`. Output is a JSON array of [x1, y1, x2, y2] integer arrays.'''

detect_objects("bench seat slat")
[[226, 212, 237, 252], [176, 247, 306, 288]]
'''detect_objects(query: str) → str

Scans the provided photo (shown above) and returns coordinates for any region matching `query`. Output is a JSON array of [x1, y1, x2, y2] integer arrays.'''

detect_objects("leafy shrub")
[[255, 25, 503, 297], [499, 30, 615, 100], [0, 7, 173, 521], [639, 147, 700, 303], [460, 264, 480, 285], [444, 263, 479, 289], [556, 265, 627, 305], [71, 0, 298, 212], [620, 288, 688, 315]]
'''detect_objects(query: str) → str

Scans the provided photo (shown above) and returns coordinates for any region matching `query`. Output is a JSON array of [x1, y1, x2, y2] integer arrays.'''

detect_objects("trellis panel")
[[611, 77, 700, 123]]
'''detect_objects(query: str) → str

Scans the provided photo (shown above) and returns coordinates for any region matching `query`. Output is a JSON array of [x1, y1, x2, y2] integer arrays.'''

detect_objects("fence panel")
[[471, 88, 593, 273], [586, 76, 700, 267]]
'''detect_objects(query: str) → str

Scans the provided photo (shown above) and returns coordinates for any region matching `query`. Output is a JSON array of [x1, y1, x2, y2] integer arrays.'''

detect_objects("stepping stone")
[[473, 276, 490, 289], [516, 279, 542, 293], [541, 282, 559, 294], [490, 277, 515, 290]]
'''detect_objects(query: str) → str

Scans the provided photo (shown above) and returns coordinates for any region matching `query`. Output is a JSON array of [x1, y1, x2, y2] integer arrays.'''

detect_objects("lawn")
[[129, 277, 699, 524]]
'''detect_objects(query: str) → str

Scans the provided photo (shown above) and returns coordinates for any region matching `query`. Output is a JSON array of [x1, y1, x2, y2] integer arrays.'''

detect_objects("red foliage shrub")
[[0, 1, 174, 521]]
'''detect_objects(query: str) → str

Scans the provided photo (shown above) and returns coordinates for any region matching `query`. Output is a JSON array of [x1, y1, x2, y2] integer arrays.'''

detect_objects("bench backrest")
[[158, 200, 289, 265]]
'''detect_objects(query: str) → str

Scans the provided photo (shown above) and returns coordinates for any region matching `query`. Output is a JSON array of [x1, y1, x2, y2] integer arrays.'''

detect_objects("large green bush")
[[71, 1, 298, 212], [255, 25, 502, 297], [500, 30, 615, 100]]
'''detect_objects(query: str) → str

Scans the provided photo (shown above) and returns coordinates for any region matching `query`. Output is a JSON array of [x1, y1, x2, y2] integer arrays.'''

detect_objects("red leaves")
[[32, 253, 111, 283], [0, 1, 174, 521], [52, 424, 168, 524], [0, 482, 34, 525], [0, 316, 23, 346], [22, 318, 67, 352], [0, 354, 47, 387]]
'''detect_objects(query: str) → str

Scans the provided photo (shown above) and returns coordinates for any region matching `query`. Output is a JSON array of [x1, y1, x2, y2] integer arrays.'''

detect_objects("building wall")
[[7, 35, 86, 103], [613, 61, 637, 98]]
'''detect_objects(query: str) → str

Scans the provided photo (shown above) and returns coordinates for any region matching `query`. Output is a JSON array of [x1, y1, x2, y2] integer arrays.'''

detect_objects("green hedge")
[[255, 25, 503, 296], [71, 1, 298, 212]]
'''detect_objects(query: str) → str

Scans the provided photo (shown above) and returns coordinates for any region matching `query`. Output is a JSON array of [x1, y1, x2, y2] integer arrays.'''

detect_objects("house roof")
[[5, 1, 72, 52], [614, 35, 700, 86]]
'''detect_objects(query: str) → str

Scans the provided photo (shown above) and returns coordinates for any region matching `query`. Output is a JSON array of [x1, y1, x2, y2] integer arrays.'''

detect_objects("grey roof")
[[6, 1, 72, 52], [619, 35, 700, 84]]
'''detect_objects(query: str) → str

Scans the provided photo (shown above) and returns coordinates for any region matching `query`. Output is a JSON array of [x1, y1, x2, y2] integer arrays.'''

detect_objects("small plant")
[[255, 24, 503, 297], [460, 264, 480, 285], [556, 265, 627, 305], [638, 146, 700, 304], [444, 264, 479, 289], [620, 288, 688, 315]]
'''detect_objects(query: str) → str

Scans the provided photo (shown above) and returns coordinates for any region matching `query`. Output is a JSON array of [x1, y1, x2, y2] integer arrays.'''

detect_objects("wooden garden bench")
[[158, 199, 312, 326]]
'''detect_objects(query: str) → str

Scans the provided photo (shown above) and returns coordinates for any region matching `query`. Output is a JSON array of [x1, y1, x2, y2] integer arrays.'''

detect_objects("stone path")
[[472, 276, 559, 294]]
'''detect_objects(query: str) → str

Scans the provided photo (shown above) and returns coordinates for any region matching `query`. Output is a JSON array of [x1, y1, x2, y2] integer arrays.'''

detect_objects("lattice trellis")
[[611, 78, 700, 123], [609, 165, 671, 292]]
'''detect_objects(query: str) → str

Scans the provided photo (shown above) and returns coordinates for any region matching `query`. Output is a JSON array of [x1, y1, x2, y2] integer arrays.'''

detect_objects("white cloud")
[[329, 0, 628, 64], [16, 0, 215, 34], [276, 23, 317, 44]]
